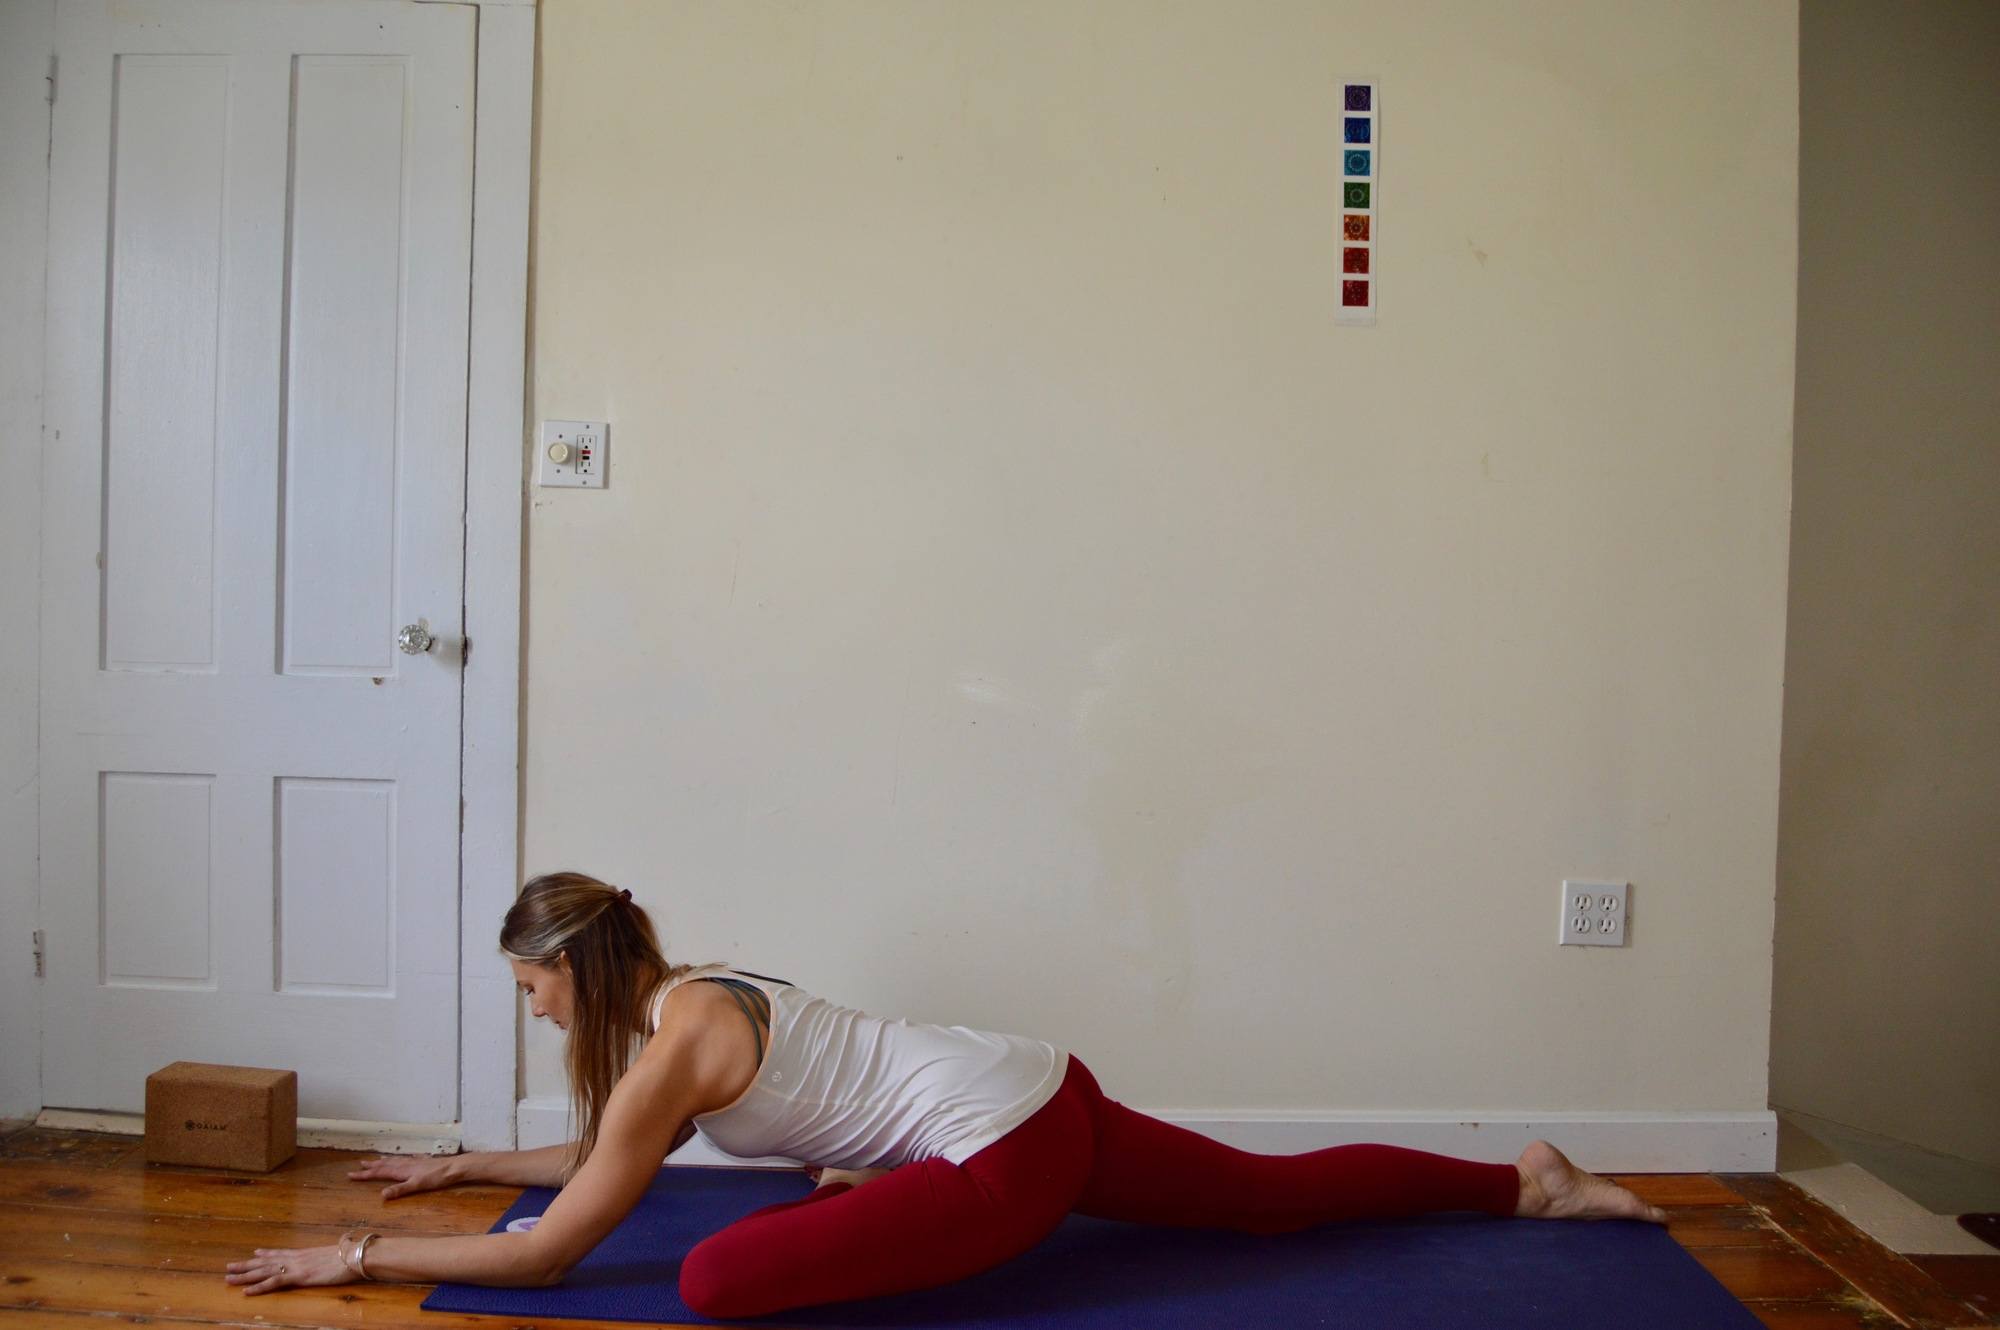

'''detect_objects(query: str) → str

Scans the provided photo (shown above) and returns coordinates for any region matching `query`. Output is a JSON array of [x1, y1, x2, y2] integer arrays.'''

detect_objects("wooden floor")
[[2, 1124, 1995, 1329]]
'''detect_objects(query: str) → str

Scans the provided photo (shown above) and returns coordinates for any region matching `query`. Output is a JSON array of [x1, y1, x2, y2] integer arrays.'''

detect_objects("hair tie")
[[619, 888, 632, 902]]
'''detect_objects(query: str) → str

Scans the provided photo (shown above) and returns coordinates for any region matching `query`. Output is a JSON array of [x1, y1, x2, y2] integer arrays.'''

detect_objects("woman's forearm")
[[453, 1143, 572, 1188], [356, 1231, 554, 1287]]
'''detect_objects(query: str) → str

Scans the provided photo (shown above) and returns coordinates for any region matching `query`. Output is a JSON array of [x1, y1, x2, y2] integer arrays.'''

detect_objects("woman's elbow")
[[517, 1239, 573, 1288], [505, 1257, 566, 1288], [526, 1251, 575, 1287]]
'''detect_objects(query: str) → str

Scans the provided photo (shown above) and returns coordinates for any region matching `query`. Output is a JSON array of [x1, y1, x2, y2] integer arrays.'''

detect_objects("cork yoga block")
[[144, 1062, 298, 1172]]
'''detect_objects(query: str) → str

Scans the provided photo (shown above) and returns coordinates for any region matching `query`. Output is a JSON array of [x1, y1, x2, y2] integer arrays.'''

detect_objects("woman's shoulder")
[[643, 975, 767, 1115], [648, 965, 767, 1034], [658, 963, 794, 1000]]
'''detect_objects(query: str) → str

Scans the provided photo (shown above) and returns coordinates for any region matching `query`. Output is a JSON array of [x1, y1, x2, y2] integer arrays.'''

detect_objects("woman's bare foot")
[[803, 1164, 893, 1191], [1512, 1140, 1668, 1224]]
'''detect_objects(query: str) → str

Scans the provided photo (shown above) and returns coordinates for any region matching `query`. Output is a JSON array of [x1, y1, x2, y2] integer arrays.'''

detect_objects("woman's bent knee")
[[678, 1238, 766, 1320]]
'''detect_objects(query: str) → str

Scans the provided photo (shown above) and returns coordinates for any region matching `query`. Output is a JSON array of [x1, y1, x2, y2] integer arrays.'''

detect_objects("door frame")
[[445, 0, 533, 1154], [0, 0, 55, 1132], [0, 0, 533, 1153]]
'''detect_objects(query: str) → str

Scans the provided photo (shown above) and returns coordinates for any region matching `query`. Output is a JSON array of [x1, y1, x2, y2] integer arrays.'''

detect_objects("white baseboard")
[[1169, 1111, 1777, 1173], [514, 1098, 572, 1150], [35, 1108, 461, 1155], [514, 1097, 801, 1168], [515, 1097, 1776, 1173]]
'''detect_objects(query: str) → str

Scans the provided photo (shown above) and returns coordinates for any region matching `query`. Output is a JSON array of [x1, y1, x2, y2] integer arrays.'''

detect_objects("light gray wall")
[[521, 0, 1799, 1123], [1773, 0, 2000, 1169], [0, 0, 54, 1121]]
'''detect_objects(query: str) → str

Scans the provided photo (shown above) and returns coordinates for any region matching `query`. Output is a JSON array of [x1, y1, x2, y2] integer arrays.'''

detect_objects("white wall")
[[1773, 0, 2000, 1171], [521, 0, 1797, 1147], [0, 0, 53, 1122]]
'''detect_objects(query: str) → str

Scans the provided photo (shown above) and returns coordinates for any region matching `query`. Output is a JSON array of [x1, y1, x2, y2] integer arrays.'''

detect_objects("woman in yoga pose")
[[225, 872, 1668, 1315]]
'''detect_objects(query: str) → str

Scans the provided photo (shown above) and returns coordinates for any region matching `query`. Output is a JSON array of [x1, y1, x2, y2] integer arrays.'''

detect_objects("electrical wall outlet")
[[1558, 880, 1629, 947], [539, 419, 608, 488]]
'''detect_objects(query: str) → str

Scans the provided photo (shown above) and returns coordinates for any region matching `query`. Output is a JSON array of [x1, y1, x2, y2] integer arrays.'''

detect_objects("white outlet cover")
[[539, 419, 608, 489], [1559, 880, 1628, 947]]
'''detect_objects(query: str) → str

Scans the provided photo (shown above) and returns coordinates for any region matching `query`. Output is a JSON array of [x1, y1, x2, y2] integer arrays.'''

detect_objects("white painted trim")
[[36, 1107, 461, 1155], [457, 0, 532, 1153], [517, 1097, 1776, 1174], [1163, 1110, 1778, 1174], [1781, 1162, 1995, 1255], [304, 1119, 462, 1154], [0, 0, 53, 1128], [515, 1097, 571, 1149], [516, 1098, 803, 1168]]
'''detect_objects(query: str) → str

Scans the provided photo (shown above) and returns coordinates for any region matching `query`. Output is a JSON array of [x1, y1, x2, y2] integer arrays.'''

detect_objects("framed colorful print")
[[1337, 77, 1377, 326]]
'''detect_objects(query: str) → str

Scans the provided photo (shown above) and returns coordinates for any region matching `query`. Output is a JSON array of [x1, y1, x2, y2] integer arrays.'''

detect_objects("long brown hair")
[[498, 872, 713, 1180]]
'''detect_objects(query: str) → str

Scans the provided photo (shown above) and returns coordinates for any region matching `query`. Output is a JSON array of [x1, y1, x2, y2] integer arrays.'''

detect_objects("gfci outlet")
[[1558, 880, 1629, 947], [539, 419, 608, 489]]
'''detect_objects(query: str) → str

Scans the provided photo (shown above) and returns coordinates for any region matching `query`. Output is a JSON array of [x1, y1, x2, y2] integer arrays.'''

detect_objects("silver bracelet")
[[341, 1229, 383, 1280]]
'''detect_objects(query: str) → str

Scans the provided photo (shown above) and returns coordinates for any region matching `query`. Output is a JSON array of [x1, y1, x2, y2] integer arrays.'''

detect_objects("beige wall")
[[1773, 1, 2000, 1168], [523, 0, 1799, 1119]]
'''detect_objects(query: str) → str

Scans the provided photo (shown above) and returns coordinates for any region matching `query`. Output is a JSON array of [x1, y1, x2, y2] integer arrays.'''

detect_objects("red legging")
[[677, 1054, 1520, 1320]]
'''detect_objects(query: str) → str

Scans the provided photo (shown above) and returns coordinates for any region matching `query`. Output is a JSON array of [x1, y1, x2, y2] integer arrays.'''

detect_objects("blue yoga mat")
[[423, 1165, 1764, 1328]]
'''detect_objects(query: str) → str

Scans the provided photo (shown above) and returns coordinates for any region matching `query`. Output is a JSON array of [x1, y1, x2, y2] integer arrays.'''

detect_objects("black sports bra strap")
[[728, 969, 795, 988], [695, 976, 772, 1066]]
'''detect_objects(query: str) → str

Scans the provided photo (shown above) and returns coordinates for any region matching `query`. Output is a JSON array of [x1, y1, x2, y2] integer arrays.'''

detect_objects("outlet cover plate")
[[539, 419, 607, 489], [1559, 880, 1628, 947]]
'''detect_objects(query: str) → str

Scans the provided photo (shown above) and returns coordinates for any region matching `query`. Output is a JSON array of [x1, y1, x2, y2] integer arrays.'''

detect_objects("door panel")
[[41, 0, 474, 1123]]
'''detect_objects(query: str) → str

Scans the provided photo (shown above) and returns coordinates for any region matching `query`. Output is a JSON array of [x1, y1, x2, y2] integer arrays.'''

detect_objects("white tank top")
[[647, 964, 1069, 1169]]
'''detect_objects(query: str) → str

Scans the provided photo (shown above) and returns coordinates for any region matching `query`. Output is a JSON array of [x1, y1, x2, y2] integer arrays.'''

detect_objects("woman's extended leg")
[[1064, 1057, 1664, 1232], [677, 1081, 1097, 1320], [1066, 1056, 1521, 1234]]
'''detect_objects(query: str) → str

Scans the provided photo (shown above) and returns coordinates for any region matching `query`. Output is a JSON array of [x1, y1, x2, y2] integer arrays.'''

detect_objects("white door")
[[39, 0, 475, 1124]]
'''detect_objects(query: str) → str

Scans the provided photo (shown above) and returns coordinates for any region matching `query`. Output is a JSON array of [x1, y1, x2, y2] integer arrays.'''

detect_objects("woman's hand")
[[222, 1244, 355, 1295], [347, 1154, 460, 1199]]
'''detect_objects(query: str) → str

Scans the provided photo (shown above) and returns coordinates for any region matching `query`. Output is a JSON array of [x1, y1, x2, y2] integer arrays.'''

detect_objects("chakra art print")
[[1337, 78, 1377, 326]]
